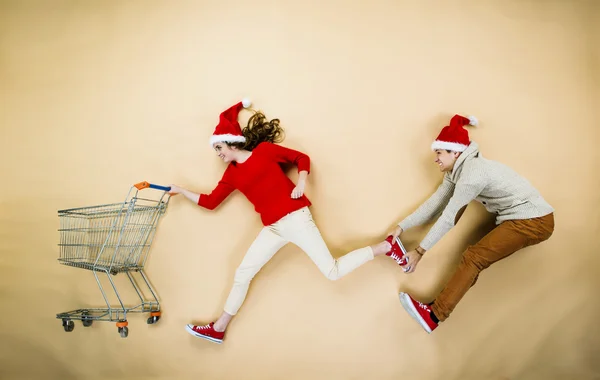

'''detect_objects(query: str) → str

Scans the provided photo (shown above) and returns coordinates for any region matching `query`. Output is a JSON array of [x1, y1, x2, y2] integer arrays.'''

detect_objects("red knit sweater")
[[198, 142, 312, 226]]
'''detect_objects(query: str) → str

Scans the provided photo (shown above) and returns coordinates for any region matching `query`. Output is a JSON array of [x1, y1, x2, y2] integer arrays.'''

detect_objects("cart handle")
[[134, 181, 171, 192]]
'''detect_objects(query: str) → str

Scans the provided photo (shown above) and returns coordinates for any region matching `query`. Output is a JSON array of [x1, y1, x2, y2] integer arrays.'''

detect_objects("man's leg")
[[399, 213, 554, 333], [430, 213, 554, 322]]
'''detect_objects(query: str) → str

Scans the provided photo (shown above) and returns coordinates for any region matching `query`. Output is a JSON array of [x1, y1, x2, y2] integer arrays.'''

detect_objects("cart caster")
[[118, 326, 129, 338], [147, 316, 160, 324], [147, 311, 161, 324], [62, 319, 74, 332], [116, 321, 129, 338], [81, 311, 93, 327]]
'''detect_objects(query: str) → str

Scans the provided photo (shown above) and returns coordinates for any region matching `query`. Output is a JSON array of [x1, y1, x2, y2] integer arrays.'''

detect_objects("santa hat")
[[209, 98, 252, 147], [431, 114, 478, 152]]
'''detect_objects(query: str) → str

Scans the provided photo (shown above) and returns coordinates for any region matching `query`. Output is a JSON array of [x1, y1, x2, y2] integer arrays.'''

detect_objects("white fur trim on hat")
[[242, 98, 251, 108], [210, 134, 246, 147], [468, 116, 478, 126], [431, 140, 468, 152]]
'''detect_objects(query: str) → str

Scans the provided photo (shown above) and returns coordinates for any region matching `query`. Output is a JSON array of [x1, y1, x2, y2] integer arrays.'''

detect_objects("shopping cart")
[[56, 181, 171, 338]]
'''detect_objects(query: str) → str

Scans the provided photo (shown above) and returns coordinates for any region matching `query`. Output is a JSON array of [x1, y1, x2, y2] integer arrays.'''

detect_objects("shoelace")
[[417, 301, 429, 311], [194, 324, 212, 331], [390, 252, 406, 265]]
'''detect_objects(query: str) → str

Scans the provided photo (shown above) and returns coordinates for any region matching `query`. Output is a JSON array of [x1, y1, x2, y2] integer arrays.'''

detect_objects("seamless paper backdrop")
[[1, 1, 599, 379]]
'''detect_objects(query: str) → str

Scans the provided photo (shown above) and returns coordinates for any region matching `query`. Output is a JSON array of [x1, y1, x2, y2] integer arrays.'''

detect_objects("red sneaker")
[[385, 235, 408, 267], [185, 322, 224, 344], [399, 292, 438, 333]]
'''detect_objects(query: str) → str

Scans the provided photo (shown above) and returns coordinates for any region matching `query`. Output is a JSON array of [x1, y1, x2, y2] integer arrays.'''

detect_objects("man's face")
[[434, 149, 460, 172]]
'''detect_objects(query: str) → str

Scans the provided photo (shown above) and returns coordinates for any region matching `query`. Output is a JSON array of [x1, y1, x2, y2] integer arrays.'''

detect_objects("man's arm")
[[400, 175, 486, 273], [418, 177, 486, 251], [398, 176, 455, 231]]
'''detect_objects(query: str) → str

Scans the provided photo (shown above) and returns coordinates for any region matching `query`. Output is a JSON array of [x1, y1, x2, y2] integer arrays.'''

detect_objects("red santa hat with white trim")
[[209, 98, 252, 147], [431, 114, 478, 152]]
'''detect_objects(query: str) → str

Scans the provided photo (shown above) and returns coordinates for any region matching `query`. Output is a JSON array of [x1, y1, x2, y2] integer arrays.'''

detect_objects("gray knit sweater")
[[398, 142, 554, 250]]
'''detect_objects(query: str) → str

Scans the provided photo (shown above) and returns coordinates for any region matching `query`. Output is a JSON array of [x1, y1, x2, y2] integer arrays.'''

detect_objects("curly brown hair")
[[228, 111, 285, 151]]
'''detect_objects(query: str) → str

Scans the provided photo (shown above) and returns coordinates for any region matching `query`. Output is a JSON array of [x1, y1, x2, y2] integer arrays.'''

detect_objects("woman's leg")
[[186, 226, 287, 342], [218, 227, 288, 329], [283, 208, 390, 280]]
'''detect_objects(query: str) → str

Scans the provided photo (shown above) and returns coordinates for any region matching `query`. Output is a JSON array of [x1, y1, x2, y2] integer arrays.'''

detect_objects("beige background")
[[1, 1, 599, 379]]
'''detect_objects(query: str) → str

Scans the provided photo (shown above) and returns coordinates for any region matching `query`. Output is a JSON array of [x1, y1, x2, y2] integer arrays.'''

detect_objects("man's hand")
[[291, 180, 305, 199], [389, 225, 403, 242], [401, 250, 423, 274]]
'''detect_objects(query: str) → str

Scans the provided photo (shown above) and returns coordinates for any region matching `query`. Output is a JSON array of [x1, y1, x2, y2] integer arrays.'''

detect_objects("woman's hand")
[[168, 185, 182, 195], [291, 180, 305, 199], [167, 184, 201, 204]]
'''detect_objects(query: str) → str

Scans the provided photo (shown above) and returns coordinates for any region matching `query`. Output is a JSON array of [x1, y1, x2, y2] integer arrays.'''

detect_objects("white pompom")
[[468, 115, 478, 126], [242, 98, 251, 108]]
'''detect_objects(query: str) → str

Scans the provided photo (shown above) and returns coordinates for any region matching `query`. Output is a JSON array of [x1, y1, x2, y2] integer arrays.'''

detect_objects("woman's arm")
[[169, 185, 200, 203], [291, 170, 308, 199], [170, 181, 235, 210], [260, 142, 311, 199], [261, 142, 311, 174], [169, 168, 236, 210]]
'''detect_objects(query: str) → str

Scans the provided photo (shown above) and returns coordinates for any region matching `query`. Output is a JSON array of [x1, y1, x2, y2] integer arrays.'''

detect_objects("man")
[[390, 114, 555, 333]]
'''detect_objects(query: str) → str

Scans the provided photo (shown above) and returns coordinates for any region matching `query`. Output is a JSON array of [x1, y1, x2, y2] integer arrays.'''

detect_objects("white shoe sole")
[[395, 237, 408, 256], [399, 293, 432, 334], [185, 324, 224, 344], [393, 237, 409, 268]]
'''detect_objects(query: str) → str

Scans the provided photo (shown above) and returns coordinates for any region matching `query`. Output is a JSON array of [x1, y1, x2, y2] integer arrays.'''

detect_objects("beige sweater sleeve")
[[398, 177, 455, 231], [418, 170, 487, 250]]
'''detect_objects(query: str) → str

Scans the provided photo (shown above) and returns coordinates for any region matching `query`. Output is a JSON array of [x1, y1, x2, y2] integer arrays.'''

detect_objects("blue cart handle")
[[134, 181, 171, 192]]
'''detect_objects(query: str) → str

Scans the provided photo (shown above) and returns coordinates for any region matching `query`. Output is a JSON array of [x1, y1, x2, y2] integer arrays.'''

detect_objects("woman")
[[169, 99, 407, 344]]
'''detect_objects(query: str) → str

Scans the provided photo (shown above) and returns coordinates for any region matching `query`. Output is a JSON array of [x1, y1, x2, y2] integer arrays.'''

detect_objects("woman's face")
[[213, 143, 237, 163]]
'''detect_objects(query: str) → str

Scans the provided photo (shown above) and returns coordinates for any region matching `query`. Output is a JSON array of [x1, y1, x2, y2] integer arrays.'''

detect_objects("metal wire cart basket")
[[56, 181, 171, 338]]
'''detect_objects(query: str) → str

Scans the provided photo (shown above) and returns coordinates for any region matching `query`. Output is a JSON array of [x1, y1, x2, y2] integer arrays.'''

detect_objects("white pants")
[[223, 207, 374, 315]]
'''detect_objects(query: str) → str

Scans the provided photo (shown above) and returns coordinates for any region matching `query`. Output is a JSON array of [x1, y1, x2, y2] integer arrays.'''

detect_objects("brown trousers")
[[430, 213, 555, 322]]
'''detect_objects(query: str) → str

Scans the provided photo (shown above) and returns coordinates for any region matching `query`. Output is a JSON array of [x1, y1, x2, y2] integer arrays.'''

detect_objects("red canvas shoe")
[[385, 235, 408, 267], [185, 322, 224, 344], [399, 292, 438, 333]]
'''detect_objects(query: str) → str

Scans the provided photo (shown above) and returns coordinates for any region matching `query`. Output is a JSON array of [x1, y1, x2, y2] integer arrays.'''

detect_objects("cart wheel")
[[116, 321, 128, 338], [118, 326, 129, 338], [147, 316, 160, 324], [62, 319, 74, 332], [81, 311, 93, 327], [147, 311, 161, 324]]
